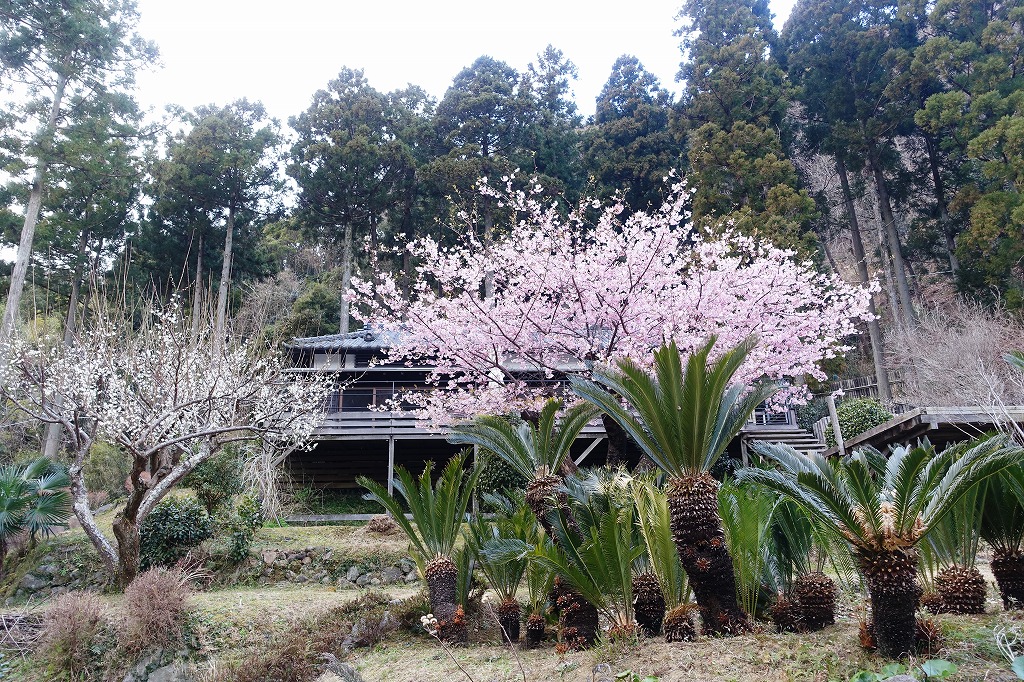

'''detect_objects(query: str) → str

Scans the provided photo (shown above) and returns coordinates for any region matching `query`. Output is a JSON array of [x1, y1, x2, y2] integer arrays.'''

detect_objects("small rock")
[[404, 572, 418, 584], [262, 550, 277, 565], [293, 575, 308, 584], [301, 556, 312, 565], [19, 574, 47, 592], [147, 662, 187, 682], [369, 577, 381, 586], [36, 563, 58, 576], [355, 574, 370, 587], [381, 567, 404, 584], [345, 566, 361, 582], [398, 559, 414, 573]]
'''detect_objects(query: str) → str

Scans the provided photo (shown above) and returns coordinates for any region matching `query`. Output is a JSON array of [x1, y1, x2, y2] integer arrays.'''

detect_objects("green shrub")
[[476, 452, 528, 506], [83, 442, 131, 499], [824, 398, 894, 447], [795, 398, 829, 433], [184, 449, 244, 515], [224, 494, 264, 564], [140, 497, 214, 570]]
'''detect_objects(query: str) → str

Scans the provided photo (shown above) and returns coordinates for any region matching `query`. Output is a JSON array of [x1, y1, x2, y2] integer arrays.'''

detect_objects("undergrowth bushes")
[[37, 591, 107, 678], [121, 567, 194, 652]]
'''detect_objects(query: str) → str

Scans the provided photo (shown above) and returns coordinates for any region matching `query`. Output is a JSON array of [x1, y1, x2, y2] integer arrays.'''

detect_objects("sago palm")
[[571, 337, 776, 635], [742, 436, 1023, 658], [449, 398, 597, 539], [980, 466, 1024, 609], [632, 477, 691, 639], [358, 452, 480, 641], [920, 483, 986, 614], [467, 491, 539, 643]]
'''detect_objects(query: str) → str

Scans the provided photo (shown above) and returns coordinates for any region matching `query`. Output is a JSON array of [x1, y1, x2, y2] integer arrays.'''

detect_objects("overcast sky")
[[132, 0, 797, 124]]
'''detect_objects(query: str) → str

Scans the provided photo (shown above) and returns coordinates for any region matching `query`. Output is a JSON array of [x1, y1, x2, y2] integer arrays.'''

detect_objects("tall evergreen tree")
[[914, 0, 1024, 306], [141, 100, 282, 334], [288, 69, 415, 331], [783, 0, 922, 324], [0, 0, 156, 348], [525, 45, 585, 202], [677, 0, 817, 254], [582, 55, 677, 210]]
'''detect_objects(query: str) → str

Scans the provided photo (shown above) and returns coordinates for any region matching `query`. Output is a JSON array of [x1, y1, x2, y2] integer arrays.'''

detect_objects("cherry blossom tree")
[[2, 298, 331, 587], [352, 179, 874, 424]]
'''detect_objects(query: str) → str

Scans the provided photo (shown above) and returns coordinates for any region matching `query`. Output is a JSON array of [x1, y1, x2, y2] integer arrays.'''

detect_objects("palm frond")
[[357, 451, 479, 561], [631, 477, 688, 608], [573, 337, 763, 479]]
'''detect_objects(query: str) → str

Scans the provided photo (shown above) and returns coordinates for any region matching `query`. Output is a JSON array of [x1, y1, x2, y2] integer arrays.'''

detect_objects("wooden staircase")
[[740, 426, 826, 460]]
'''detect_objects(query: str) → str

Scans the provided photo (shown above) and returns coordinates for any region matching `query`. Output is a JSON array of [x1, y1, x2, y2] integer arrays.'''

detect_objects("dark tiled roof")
[[285, 326, 404, 351]]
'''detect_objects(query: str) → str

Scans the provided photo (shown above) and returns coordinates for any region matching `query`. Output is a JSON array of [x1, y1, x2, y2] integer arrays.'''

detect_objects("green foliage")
[[466, 491, 537, 602], [224, 494, 264, 564], [279, 281, 340, 339], [742, 435, 1023, 555], [795, 398, 829, 433], [980, 466, 1024, 556], [824, 399, 893, 448], [630, 477, 688, 608], [475, 451, 528, 503], [357, 452, 480, 562], [571, 337, 776, 478], [849, 659, 957, 681], [184, 448, 244, 515], [921, 481, 984, 583], [0, 457, 71, 573], [83, 441, 131, 499], [719, 479, 778, 617], [139, 497, 214, 570], [449, 399, 597, 481]]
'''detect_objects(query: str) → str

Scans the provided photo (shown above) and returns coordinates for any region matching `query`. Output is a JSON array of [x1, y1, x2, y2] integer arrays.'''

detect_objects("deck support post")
[[387, 437, 395, 495]]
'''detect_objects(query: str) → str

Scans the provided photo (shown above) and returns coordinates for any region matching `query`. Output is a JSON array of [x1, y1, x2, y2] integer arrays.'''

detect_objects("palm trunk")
[[551, 576, 598, 649], [667, 473, 749, 636], [991, 548, 1024, 609], [858, 549, 921, 658], [0, 73, 68, 353], [524, 612, 545, 647], [837, 158, 891, 402], [425, 554, 465, 643], [497, 598, 521, 643]]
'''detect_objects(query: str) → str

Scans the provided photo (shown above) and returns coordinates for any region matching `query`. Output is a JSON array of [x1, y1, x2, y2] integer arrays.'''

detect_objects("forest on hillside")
[[1, 0, 1023, 409]]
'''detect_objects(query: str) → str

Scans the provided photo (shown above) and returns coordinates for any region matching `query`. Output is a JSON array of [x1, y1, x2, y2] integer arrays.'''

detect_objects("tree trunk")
[[340, 223, 353, 333], [837, 158, 891, 402], [190, 234, 204, 337], [867, 149, 916, 326], [42, 230, 88, 459], [601, 413, 644, 468], [923, 134, 959, 276], [112, 514, 141, 589], [483, 207, 494, 300], [0, 73, 68, 352], [859, 549, 921, 658], [667, 473, 749, 636], [215, 205, 235, 342]]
